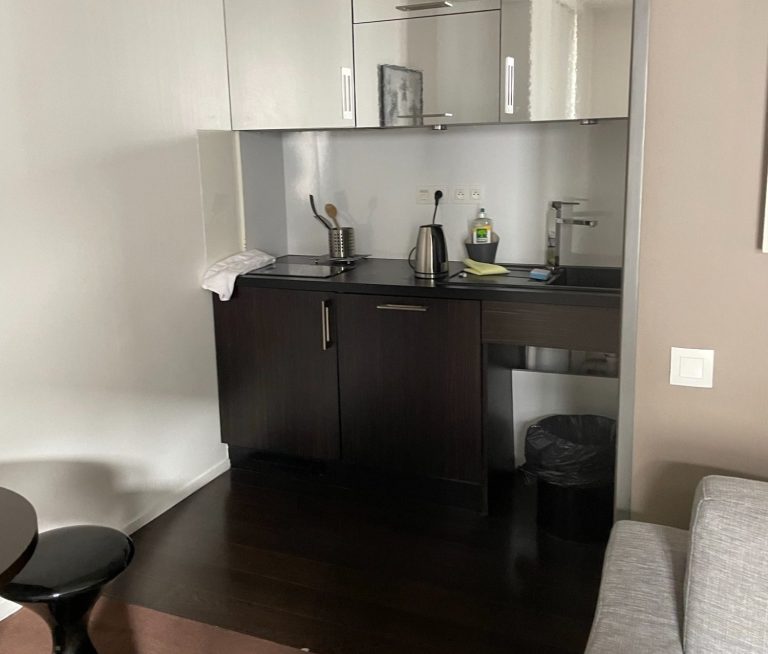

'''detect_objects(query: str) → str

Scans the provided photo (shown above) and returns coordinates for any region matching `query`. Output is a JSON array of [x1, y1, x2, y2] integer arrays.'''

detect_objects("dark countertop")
[[238, 256, 621, 308]]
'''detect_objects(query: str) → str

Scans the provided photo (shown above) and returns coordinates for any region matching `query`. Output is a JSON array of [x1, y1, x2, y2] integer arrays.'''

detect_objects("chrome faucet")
[[546, 201, 598, 269]]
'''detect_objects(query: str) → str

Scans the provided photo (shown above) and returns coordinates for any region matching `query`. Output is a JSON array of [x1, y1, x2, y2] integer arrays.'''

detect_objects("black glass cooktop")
[[246, 263, 346, 279]]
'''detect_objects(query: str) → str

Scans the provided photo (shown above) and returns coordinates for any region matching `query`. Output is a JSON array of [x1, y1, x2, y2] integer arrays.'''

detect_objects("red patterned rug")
[[0, 597, 305, 653]]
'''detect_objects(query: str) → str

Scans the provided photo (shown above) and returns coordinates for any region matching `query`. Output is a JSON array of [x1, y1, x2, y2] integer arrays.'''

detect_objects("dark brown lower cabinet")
[[336, 294, 483, 483], [212, 287, 340, 460]]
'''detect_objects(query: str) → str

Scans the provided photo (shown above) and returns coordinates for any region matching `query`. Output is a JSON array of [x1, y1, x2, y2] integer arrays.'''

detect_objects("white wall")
[[0, 0, 230, 547], [253, 120, 627, 265], [199, 131, 246, 267]]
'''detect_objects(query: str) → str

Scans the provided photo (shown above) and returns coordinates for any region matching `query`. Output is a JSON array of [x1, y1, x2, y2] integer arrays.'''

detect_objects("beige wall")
[[631, 0, 768, 527]]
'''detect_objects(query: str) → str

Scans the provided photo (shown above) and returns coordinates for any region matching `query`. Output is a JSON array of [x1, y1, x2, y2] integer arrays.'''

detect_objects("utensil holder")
[[329, 227, 355, 260]]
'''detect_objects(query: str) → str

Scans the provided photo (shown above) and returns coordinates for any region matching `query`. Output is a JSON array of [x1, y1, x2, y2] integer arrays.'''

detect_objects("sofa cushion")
[[585, 520, 688, 654], [684, 475, 768, 654]]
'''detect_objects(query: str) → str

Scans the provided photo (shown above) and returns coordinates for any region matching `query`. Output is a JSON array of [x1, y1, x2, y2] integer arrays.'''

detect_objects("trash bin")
[[521, 414, 616, 543]]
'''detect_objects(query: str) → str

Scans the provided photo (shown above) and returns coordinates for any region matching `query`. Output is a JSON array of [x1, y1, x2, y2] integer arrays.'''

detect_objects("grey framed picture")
[[378, 64, 424, 127]]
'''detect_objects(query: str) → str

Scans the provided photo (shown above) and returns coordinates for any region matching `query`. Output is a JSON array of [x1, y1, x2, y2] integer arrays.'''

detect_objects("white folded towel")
[[202, 249, 275, 301]]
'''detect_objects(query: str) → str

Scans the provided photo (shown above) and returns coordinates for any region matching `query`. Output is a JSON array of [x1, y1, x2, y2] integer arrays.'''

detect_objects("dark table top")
[[0, 488, 38, 588], [238, 256, 621, 308]]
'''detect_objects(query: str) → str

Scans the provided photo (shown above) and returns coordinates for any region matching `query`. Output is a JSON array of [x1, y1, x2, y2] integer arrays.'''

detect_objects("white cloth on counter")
[[202, 249, 275, 301]]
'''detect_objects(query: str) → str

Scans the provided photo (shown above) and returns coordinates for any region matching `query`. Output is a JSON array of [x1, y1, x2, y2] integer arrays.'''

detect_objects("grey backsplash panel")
[[240, 120, 628, 265], [239, 131, 288, 257]]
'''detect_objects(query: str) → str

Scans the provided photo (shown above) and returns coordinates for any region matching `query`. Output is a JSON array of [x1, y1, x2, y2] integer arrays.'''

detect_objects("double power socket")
[[416, 184, 484, 204]]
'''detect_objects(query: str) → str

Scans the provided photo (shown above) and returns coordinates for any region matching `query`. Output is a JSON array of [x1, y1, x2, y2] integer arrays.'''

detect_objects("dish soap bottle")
[[471, 208, 493, 244]]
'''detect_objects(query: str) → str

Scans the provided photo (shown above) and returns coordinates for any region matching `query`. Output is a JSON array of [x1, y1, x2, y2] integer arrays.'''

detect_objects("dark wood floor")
[[107, 466, 606, 654]]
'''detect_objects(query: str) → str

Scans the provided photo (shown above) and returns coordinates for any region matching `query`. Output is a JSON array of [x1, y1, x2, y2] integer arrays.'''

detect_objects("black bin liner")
[[521, 414, 616, 488]]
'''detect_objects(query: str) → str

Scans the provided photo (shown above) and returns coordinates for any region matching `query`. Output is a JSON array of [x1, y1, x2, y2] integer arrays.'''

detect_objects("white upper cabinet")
[[225, 0, 355, 130], [353, 0, 501, 23], [500, 0, 633, 123], [223, 0, 632, 131], [354, 10, 501, 128]]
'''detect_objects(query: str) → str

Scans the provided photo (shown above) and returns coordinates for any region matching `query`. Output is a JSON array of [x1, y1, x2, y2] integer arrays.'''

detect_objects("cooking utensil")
[[324, 203, 340, 229], [309, 195, 332, 230]]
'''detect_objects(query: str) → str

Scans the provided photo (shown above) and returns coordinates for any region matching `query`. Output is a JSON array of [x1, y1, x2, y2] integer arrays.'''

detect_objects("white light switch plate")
[[670, 347, 714, 388]]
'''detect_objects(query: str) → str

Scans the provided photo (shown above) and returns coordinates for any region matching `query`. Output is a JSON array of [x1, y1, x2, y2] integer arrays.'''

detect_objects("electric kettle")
[[410, 224, 449, 279]]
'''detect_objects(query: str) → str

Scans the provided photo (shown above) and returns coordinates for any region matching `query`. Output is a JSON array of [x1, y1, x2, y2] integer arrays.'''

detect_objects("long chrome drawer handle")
[[396, 1, 453, 11], [397, 112, 454, 119], [376, 304, 429, 312]]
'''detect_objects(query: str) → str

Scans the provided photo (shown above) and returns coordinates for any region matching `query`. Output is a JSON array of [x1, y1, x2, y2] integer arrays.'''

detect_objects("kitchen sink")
[[547, 266, 622, 290], [444, 265, 621, 292]]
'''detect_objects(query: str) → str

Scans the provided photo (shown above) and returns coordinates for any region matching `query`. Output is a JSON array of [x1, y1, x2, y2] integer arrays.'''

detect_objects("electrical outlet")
[[452, 186, 468, 203], [417, 186, 448, 204], [431, 185, 448, 204], [416, 186, 432, 204], [469, 185, 484, 203]]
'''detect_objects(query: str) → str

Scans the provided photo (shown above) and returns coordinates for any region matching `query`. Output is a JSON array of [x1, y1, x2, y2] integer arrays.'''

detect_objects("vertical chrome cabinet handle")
[[321, 300, 328, 350], [396, 1, 453, 11], [341, 67, 354, 120], [504, 57, 515, 115], [321, 300, 332, 350], [324, 302, 331, 348]]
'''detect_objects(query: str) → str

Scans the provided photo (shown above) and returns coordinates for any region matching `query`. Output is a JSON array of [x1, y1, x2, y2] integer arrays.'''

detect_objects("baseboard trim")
[[122, 452, 231, 535], [0, 449, 231, 622]]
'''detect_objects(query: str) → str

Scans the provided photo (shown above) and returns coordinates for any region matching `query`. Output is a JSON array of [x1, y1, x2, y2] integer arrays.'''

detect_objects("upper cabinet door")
[[501, 0, 632, 123], [355, 11, 500, 128], [225, 0, 355, 130]]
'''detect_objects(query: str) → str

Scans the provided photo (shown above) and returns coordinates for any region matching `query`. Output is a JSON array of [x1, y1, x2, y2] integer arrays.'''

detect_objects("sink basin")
[[547, 267, 622, 290], [443, 264, 621, 292]]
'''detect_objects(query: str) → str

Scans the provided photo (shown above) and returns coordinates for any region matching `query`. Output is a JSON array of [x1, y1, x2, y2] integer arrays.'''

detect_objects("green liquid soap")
[[471, 208, 493, 244]]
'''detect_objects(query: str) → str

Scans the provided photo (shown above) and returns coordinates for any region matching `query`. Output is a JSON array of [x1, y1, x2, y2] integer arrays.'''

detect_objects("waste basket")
[[522, 414, 616, 542]]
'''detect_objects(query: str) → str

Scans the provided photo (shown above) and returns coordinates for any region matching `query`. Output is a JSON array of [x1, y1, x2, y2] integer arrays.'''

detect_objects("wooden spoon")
[[324, 203, 341, 229]]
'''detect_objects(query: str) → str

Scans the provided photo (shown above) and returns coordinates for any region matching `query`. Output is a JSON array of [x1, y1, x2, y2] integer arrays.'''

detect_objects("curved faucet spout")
[[547, 201, 598, 268]]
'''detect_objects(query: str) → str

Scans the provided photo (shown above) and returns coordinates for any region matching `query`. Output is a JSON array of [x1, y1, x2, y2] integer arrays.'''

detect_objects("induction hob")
[[246, 262, 346, 279]]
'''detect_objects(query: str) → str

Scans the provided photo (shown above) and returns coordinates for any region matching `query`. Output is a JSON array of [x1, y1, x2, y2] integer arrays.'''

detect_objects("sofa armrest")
[[586, 520, 687, 654], [684, 475, 768, 653]]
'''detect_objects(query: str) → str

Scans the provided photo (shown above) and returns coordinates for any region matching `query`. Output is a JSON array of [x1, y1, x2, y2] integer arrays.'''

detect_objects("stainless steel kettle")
[[410, 224, 449, 279]]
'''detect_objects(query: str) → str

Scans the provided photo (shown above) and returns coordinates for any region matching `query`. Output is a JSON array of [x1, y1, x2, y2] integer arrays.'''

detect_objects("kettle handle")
[[408, 246, 417, 271]]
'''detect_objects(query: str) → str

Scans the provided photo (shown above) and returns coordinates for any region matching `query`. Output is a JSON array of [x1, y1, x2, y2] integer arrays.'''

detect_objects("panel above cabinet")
[[354, 11, 501, 128], [225, 0, 355, 130], [354, 0, 500, 23]]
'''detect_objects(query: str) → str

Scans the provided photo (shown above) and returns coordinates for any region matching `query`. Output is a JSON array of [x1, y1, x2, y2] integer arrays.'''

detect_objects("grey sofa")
[[586, 475, 768, 653]]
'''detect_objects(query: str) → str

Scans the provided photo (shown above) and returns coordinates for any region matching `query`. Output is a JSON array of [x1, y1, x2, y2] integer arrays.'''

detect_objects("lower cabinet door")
[[337, 294, 482, 483], [213, 287, 340, 460]]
